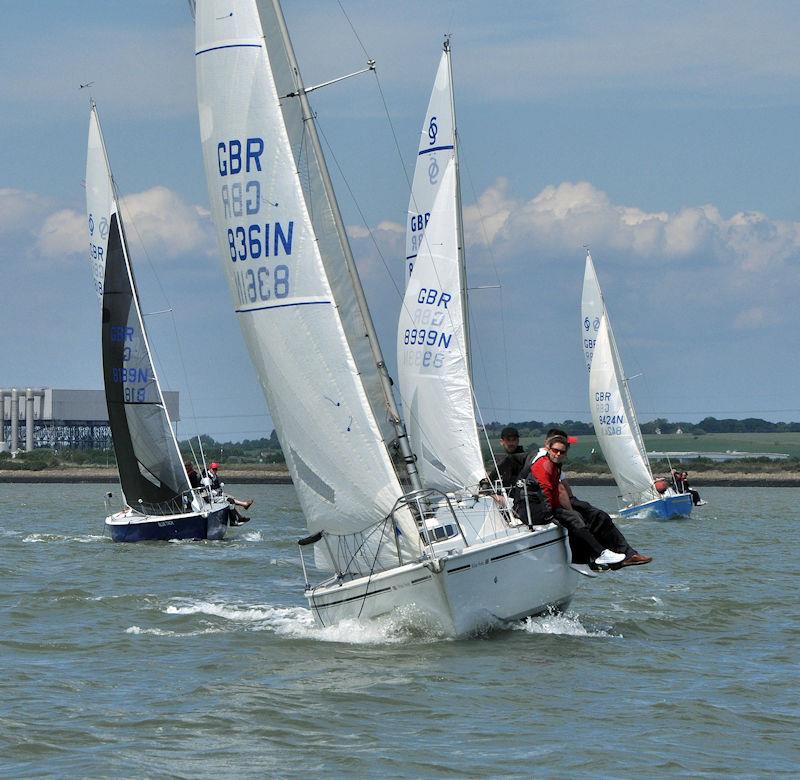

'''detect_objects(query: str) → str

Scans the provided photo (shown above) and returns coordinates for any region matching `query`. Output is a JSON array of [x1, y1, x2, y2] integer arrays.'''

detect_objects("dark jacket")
[[485, 446, 527, 489]]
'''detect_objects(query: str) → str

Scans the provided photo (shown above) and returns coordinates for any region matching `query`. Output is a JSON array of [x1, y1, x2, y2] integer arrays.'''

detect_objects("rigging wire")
[[331, 5, 514, 481], [307, 26, 488, 482], [458, 143, 512, 421]]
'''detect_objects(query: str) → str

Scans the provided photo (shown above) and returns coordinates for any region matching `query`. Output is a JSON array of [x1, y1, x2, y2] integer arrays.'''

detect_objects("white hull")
[[306, 523, 580, 637]]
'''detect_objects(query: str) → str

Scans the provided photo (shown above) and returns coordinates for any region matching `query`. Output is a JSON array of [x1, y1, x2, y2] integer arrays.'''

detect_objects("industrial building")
[[0, 388, 179, 453]]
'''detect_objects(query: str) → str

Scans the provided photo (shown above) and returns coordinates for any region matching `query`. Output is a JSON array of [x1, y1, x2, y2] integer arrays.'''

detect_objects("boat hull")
[[619, 493, 693, 519], [306, 525, 580, 637], [105, 504, 231, 542]]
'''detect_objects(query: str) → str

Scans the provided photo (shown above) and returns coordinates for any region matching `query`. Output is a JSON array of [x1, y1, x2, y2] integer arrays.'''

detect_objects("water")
[[1, 483, 798, 777]]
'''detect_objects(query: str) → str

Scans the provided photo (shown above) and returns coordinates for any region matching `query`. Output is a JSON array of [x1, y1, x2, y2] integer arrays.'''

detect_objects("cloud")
[[464, 178, 800, 275], [0, 188, 53, 237], [32, 186, 214, 263], [37, 209, 86, 258], [455, 3, 800, 106], [119, 186, 214, 259], [734, 306, 780, 330], [1, 22, 195, 122]]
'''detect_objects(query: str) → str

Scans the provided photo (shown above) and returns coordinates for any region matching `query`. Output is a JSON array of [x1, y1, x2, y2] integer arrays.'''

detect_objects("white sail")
[[580, 252, 604, 372], [397, 43, 483, 493], [589, 317, 656, 505], [405, 49, 454, 283], [398, 160, 484, 491], [195, 0, 420, 570], [581, 252, 650, 468], [86, 110, 115, 300]]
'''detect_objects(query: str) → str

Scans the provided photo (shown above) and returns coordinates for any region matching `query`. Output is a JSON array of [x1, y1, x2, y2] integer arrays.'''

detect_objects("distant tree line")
[[181, 417, 800, 462], [484, 417, 800, 437], [179, 431, 285, 464]]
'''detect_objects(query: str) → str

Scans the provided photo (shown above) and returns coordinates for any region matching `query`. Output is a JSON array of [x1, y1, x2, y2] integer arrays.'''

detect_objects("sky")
[[3, 1, 800, 443]]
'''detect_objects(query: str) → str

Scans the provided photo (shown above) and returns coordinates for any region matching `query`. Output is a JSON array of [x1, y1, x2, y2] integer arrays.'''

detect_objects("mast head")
[[443, 34, 451, 53]]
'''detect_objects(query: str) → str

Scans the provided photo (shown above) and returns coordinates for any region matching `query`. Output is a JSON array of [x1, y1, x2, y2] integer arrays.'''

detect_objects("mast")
[[445, 37, 471, 383], [269, 0, 422, 494]]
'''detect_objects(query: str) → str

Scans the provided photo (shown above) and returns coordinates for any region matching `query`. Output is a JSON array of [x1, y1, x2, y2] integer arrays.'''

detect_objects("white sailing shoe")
[[595, 549, 626, 566]]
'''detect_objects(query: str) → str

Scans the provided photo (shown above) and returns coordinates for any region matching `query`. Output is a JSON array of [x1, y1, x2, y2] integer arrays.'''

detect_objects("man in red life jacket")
[[527, 433, 626, 569], [518, 429, 652, 568]]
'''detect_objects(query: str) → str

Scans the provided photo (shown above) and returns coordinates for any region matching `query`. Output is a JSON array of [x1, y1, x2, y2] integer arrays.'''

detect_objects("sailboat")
[[581, 253, 692, 519], [86, 103, 231, 542], [194, 3, 580, 635]]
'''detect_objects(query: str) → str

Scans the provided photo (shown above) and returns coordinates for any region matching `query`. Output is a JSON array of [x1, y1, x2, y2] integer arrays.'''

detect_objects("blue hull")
[[106, 505, 231, 542], [619, 493, 694, 519]]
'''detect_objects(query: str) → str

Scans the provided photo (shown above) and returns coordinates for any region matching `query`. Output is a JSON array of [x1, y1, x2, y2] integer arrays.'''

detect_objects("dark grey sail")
[[102, 212, 190, 510]]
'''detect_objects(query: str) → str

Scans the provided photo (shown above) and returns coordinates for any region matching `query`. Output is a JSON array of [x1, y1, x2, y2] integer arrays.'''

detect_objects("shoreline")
[[2, 467, 800, 487]]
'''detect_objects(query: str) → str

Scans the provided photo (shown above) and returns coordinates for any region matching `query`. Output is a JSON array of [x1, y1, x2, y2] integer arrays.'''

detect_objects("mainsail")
[[194, 0, 420, 570], [86, 105, 191, 509], [397, 42, 484, 493], [581, 253, 655, 505]]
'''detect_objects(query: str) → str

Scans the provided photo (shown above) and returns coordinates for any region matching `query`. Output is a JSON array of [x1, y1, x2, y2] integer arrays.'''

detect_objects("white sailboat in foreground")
[[86, 103, 231, 541], [195, 3, 580, 635], [581, 253, 692, 519]]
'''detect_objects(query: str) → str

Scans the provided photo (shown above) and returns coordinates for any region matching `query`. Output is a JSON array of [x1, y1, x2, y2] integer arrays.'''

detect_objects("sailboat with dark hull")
[[86, 103, 231, 542]]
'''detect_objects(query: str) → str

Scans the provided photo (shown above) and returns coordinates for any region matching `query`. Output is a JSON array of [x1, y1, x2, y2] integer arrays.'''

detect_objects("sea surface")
[[1, 483, 798, 778]]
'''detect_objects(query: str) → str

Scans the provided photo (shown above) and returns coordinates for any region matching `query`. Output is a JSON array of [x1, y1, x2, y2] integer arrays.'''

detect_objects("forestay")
[[405, 49, 454, 284], [194, 0, 420, 569], [86, 106, 191, 509], [398, 161, 484, 491]]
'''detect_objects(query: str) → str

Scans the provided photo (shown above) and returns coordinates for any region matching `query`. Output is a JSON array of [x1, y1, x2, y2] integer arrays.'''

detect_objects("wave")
[[22, 532, 108, 544], [514, 609, 618, 638], [160, 598, 449, 644], [125, 625, 225, 637]]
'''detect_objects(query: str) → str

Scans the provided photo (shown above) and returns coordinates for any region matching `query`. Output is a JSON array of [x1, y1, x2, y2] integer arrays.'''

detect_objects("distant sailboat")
[[195, 4, 581, 635], [86, 103, 231, 541], [581, 252, 692, 519]]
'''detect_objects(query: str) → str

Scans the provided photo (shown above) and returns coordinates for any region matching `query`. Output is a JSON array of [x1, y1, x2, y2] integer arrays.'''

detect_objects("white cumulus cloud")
[[0, 188, 53, 237], [32, 186, 214, 263], [464, 179, 800, 276], [119, 186, 214, 259], [37, 208, 86, 259]]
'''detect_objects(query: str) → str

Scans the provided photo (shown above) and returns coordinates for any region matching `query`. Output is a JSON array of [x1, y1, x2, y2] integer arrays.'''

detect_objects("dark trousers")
[[567, 498, 635, 563], [552, 507, 606, 560]]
